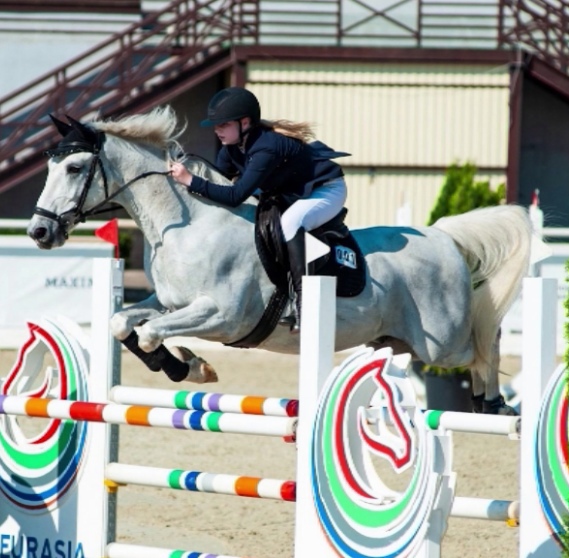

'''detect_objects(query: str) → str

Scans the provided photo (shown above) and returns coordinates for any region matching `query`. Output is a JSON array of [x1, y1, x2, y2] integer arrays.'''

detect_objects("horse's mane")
[[90, 105, 231, 186], [91, 106, 184, 151]]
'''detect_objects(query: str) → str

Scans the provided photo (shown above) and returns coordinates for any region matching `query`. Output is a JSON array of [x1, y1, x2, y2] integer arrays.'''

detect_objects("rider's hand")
[[170, 161, 193, 187]]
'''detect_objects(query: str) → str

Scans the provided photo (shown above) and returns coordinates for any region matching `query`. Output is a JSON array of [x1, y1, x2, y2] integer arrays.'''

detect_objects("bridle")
[[36, 130, 170, 238]]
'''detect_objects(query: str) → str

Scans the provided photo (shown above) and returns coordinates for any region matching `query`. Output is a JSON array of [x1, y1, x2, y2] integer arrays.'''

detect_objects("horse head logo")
[[311, 347, 443, 558], [356, 356, 416, 474], [0, 317, 90, 510]]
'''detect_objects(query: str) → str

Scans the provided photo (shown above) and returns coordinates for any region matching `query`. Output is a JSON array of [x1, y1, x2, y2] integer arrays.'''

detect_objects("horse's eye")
[[67, 164, 82, 174]]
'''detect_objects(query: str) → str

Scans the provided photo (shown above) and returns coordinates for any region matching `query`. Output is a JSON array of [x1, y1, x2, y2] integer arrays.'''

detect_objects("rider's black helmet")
[[200, 87, 261, 127]]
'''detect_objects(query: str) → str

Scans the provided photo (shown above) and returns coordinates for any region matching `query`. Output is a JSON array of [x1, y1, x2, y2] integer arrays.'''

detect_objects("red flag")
[[95, 219, 119, 258]]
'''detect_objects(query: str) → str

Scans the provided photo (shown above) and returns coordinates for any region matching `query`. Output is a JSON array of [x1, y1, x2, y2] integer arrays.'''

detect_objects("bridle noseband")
[[36, 130, 170, 238]]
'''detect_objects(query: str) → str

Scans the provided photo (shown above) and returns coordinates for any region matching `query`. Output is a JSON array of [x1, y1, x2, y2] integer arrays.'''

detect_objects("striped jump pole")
[[110, 385, 299, 417], [0, 395, 297, 438], [106, 543, 241, 558], [105, 463, 296, 501], [105, 464, 518, 524], [451, 497, 519, 523], [424, 410, 521, 438]]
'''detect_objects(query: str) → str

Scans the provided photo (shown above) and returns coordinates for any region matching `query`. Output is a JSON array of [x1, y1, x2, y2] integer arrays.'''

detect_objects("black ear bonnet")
[[46, 114, 105, 158]]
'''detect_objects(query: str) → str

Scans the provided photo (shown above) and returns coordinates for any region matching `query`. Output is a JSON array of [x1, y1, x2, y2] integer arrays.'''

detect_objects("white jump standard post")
[[294, 275, 337, 557], [519, 277, 560, 558]]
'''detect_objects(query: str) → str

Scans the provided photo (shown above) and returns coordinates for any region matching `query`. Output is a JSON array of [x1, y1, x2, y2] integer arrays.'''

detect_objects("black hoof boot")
[[471, 393, 485, 413], [120, 330, 162, 372], [483, 395, 518, 416]]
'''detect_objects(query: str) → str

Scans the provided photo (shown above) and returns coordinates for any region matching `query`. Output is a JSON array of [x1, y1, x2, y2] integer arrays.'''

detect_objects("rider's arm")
[[187, 148, 280, 207]]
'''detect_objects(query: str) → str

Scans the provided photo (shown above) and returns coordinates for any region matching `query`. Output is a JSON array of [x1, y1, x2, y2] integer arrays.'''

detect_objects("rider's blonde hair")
[[259, 119, 315, 143]]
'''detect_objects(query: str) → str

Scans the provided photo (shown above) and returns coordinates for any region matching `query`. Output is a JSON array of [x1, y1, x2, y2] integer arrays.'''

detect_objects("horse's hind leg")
[[472, 330, 517, 415], [470, 371, 485, 413]]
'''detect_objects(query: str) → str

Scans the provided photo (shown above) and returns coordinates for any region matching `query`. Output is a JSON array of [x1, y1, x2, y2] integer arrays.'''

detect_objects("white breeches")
[[281, 177, 347, 241]]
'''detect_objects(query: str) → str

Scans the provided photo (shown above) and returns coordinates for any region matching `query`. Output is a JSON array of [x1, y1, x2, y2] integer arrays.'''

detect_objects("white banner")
[[0, 237, 114, 329]]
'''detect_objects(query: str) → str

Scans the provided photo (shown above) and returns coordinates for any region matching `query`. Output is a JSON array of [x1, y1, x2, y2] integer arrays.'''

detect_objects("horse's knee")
[[138, 322, 162, 352], [110, 312, 131, 341]]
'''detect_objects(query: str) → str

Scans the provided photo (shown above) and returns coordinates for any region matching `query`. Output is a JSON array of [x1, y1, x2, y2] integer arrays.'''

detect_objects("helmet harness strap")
[[237, 118, 254, 148]]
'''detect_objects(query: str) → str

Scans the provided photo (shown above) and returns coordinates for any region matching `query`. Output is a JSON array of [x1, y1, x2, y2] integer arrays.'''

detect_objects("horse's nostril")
[[31, 227, 47, 240]]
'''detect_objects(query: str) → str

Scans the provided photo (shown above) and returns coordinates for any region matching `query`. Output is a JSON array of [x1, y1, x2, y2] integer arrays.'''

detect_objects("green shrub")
[[427, 162, 505, 226]]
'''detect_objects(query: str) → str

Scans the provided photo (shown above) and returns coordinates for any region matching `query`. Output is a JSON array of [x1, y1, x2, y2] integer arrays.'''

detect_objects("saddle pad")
[[313, 232, 366, 297]]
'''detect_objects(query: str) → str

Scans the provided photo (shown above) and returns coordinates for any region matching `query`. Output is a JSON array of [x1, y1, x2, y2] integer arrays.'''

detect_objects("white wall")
[[0, 12, 141, 98]]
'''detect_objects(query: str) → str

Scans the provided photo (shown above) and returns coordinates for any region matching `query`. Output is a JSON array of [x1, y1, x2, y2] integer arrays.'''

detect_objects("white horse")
[[28, 107, 532, 414]]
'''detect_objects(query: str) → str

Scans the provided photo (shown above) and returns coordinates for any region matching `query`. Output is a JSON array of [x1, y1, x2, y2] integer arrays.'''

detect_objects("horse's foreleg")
[[109, 295, 201, 381], [136, 296, 228, 384], [110, 294, 164, 371], [109, 293, 165, 341]]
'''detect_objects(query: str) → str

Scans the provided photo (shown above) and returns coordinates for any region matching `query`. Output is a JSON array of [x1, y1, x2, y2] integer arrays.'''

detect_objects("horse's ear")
[[65, 114, 92, 137], [49, 114, 73, 137]]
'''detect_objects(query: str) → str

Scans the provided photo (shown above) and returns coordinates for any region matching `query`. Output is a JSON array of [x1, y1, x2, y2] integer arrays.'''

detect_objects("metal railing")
[[0, 0, 258, 191], [1, 0, 568, 191]]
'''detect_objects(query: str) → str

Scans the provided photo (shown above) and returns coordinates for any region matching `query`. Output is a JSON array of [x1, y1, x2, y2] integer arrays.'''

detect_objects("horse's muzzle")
[[27, 219, 66, 249]]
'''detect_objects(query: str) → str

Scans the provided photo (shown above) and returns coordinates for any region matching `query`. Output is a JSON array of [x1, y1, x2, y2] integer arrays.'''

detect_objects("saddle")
[[225, 195, 366, 349], [255, 195, 367, 297]]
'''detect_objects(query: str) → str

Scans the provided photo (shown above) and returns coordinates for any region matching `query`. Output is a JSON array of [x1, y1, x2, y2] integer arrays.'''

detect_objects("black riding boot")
[[286, 228, 306, 334]]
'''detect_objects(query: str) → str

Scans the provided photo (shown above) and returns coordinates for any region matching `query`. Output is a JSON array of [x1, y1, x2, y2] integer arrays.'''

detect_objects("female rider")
[[170, 86, 348, 332]]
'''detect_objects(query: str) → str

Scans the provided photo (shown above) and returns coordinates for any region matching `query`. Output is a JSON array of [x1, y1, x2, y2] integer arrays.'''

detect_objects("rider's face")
[[214, 118, 251, 145]]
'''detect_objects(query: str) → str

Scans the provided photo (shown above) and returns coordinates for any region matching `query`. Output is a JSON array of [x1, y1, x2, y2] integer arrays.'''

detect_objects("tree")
[[427, 162, 505, 226]]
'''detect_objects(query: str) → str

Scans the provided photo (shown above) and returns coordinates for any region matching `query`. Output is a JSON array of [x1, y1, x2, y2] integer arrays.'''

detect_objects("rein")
[[82, 169, 171, 219]]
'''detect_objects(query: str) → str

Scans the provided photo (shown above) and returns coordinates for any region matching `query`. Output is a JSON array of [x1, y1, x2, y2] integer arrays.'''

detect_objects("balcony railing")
[[0, 0, 568, 191]]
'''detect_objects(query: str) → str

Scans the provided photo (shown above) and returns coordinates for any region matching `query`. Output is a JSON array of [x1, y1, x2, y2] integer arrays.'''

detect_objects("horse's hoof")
[[169, 346, 218, 384], [483, 395, 518, 416]]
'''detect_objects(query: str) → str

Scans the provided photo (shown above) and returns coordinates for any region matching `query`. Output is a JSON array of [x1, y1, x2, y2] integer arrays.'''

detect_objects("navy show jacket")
[[188, 126, 347, 207]]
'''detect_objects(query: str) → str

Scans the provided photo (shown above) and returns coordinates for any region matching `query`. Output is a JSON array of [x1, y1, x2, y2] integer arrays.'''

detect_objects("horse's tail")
[[432, 205, 532, 376]]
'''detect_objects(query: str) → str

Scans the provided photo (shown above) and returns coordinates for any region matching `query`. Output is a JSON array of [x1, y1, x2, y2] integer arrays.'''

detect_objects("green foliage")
[[424, 162, 505, 375], [119, 231, 133, 268], [0, 228, 32, 235], [427, 162, 505, 226]]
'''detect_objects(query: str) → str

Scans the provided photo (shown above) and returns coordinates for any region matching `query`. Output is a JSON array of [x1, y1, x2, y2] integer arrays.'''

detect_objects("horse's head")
[[28, 115, 108, 249]]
